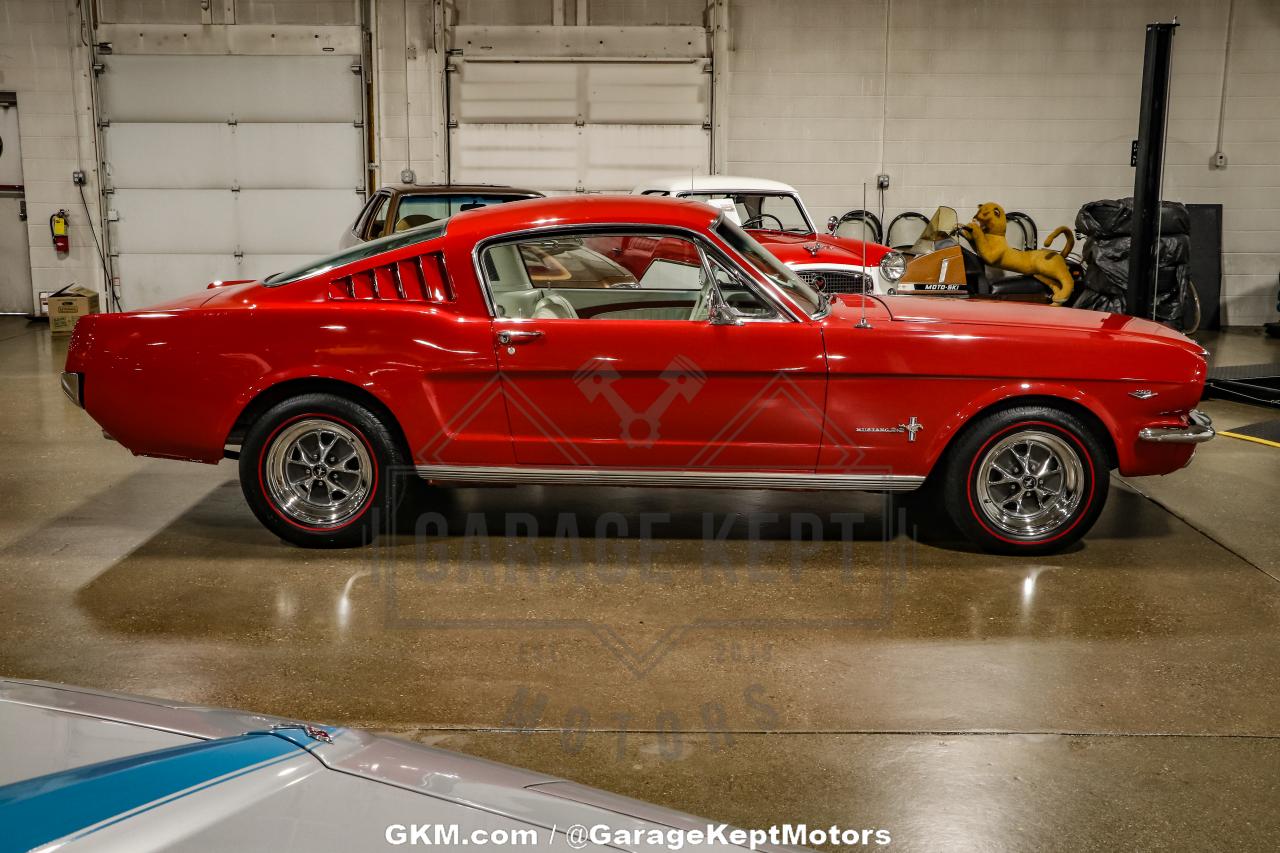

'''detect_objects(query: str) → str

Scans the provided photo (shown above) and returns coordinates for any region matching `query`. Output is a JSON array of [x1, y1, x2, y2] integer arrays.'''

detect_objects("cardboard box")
[[48, 285, 100, 336]]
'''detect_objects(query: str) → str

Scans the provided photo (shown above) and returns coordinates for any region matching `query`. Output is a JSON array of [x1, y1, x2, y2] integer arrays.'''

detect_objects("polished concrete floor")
[[3, 317, 1280, 850]]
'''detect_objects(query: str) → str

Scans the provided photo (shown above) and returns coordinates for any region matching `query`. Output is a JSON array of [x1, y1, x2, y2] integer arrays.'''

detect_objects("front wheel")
[[239, 393, 408, 547], [939, 406, 1110, 555]]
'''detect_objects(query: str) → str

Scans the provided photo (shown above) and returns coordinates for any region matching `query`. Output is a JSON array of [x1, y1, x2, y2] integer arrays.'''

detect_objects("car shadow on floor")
[[65, 474, 1189, 653]]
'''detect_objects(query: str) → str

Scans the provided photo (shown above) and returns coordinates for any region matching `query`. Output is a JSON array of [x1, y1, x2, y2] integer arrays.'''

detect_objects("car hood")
[[878, 294, 1204, 351], [751, 230, 890, 267], [0, 680, 804, 852]]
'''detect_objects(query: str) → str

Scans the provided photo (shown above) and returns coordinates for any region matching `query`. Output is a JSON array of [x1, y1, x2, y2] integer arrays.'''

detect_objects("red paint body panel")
[[65, 195, 1206, 482], [819, 297, 1204, 477], [494, 318, 826, 469]]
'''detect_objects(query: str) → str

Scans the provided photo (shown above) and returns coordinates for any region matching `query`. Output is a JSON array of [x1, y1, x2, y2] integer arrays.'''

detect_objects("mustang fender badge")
[[856, 416, 923, 442]]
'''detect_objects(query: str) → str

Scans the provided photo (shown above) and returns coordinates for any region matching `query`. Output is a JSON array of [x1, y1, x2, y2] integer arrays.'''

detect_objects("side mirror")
[[827, 215, 839, 234], [707, 299, 743, 326]]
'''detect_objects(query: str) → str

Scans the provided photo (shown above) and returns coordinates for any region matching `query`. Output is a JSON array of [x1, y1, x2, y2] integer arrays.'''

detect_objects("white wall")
[[0, 0, 362, 314], [3, 0, 1276, 325], [0, 0, 105, 314], [726, 0, 1280, 326], [98, 0, 358, 25], [374, 0, 447, 186]]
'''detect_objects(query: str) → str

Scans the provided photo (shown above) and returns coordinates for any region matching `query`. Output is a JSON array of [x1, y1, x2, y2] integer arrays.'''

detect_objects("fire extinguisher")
[[50, 209, 69, 255]]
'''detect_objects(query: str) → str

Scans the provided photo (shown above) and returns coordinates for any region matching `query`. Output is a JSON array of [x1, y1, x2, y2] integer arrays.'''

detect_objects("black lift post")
[[1129, 20, 1179, 320]]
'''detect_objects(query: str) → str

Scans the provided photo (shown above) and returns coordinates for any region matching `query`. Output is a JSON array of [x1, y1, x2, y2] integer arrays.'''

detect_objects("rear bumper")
[[1138, 409, 1214, 444]]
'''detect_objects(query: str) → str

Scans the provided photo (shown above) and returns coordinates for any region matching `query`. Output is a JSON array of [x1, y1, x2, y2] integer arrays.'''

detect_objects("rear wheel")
[[239, 393, 409, 547], [940, 406, 1110, 554]]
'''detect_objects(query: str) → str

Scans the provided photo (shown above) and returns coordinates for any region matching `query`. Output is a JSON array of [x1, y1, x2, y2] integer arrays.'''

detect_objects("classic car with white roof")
[[632, 175, 904, 296]]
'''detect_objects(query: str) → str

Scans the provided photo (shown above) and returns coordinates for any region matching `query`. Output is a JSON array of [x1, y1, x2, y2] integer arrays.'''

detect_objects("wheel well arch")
[[224, 377, 412, 460], [936, 394, 1118, 472]]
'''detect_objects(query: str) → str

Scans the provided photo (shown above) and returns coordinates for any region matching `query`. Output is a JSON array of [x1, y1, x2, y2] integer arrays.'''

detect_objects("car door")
[[478, 228, 827, 471]]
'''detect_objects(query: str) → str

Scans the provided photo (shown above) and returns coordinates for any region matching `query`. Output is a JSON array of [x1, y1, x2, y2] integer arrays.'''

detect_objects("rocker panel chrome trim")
[[415, 464, 924, 491]]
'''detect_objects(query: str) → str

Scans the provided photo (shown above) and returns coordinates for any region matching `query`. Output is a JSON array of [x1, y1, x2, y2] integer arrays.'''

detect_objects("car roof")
[[376, 183, 544, 197], [445, 194, 723, 240], [632, 174, 800, 195]]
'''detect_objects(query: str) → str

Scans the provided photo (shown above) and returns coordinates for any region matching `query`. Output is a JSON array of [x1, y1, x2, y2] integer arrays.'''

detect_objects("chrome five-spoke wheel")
[[975, 430, 1084, 538], [264, 418, 373, 528], [940, 407, 1109, 554]]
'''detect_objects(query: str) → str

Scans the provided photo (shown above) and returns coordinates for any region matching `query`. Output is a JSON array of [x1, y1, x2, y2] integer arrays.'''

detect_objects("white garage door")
[[449, 59, 710, 193], [98, 55, 364, 308]]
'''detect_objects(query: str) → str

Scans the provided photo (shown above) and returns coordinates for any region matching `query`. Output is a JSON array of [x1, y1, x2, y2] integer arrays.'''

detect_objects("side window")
[[366, 194, 393, 240], [482, 232, 708, 322], [758, 195, 809, 231]]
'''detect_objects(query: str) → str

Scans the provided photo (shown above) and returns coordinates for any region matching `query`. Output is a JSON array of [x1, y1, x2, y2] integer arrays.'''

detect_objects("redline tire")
[[239, 392, 408, 548], [940, 406, 1110, 555]]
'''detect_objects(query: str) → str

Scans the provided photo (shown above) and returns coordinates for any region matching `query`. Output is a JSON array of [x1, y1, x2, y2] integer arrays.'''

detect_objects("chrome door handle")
[[496, 329, 543, 345]]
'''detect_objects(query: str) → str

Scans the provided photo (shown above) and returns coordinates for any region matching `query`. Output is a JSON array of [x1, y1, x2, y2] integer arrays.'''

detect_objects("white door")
[[0, 98, 33, 314], [97, 55, 365, 309], [448, 59, 710, 193]]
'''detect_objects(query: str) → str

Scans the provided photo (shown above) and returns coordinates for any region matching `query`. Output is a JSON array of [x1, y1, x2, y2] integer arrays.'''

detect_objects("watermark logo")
[[373, 352, 915, 683], [574, 355, 705, 448]]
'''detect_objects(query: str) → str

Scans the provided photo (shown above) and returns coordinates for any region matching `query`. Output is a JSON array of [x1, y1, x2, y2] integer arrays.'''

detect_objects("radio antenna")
[[856, 181, 872, 328]]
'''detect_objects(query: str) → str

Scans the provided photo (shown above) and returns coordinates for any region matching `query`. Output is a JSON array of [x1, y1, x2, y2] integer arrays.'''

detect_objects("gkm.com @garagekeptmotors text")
[[384, 821, 894, 849]]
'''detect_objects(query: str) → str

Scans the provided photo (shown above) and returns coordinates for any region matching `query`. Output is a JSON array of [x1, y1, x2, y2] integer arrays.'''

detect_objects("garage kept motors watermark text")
[[371, 356, 916, 680], [384, 822, 892, 849], [373, 504, 912, 678]]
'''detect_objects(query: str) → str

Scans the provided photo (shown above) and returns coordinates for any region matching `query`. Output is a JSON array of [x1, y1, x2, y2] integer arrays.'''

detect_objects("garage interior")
[[2, 0, 1280, 850]]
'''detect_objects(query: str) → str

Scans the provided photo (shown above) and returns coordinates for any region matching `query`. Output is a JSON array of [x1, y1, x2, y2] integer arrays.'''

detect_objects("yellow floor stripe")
[[1218, 430, 1280, 449]]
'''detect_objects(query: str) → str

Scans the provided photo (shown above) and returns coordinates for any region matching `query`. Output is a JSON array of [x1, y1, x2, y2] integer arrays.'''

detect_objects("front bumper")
[[1138, 409, 1214, 444], [60, 371, 83, 408]]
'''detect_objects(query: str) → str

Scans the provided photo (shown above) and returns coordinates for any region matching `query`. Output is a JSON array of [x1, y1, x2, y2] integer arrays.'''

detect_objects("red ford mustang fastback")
[[62, 196, 1213, 554]]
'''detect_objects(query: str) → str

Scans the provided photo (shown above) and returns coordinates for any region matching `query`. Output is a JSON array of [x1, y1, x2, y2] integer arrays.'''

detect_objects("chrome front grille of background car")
[[796, 269, 872, 294]]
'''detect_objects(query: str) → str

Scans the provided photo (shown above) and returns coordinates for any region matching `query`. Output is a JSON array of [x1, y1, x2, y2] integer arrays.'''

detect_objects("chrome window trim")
[[710, 219, 827, 320], [416, 464, 924, 492], [694, 240, 790, 324], [470, 221, 803, 324], [358, 190, 393, 239]]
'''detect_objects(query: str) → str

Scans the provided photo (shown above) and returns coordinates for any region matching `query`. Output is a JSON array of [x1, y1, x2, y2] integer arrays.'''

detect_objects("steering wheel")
[[742, 214, 784, 231]]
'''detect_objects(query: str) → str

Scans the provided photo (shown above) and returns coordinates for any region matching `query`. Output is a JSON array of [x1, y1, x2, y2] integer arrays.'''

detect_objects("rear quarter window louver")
[[328, 252, 452, 302]]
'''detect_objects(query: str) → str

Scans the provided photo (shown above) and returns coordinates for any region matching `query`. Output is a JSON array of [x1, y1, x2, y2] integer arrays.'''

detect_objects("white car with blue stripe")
[[0, 680, 804, 852]]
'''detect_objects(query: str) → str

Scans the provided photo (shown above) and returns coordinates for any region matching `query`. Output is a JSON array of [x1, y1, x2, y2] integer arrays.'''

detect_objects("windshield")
[[265, 220, 448, 285], [682, 192, 812, 233], [713, 218, 826, 318]]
